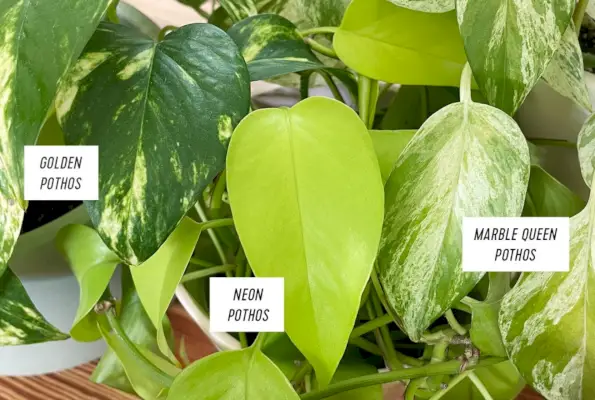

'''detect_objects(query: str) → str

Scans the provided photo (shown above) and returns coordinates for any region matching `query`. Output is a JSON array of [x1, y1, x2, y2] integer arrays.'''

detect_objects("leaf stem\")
[[444, 310, 467, 336], [468, 372, 494, 400], [299, 26, 339, 37], [318, 71, 345, 103], [106, 0, 120, 23], [300, 358, 505, 400], [350, 314, 394, 338], [158, 25, 177, 41], [529, 138, 576, 148], [304, 38, 338, 59], [181, 264, 236, 283], [195, 202, 232, 277], [460, 63, 473, 103]]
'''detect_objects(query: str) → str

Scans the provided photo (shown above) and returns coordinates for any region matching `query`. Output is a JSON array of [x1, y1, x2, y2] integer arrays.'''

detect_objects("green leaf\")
[[378, 93, 530, 341], [56, 224, 119, 342], [131, 217, 202, 361], [385, 0, 454, 13], [220, 0, 258, 22], [227, 97, 384, 385], [542, 23, 592, 111], [456, 0, 574, 114], [333, 0, 467, 86], [117, 2, 161, 40], [92, 268, 175, 394], [0, 267, 68, 345], [56, 22, 250, 265], [279, 0, 351, 29], [578, 113, 595, 188], [441, 361, 524, 400], [0, 0, 109, 276], [324, 359, 383, 400], [499, 203, 595, 399], [523, 165, 585, 217], [227, 14, 323, 81], [369, 129, 415, 184], [168, 347, 300, 400]]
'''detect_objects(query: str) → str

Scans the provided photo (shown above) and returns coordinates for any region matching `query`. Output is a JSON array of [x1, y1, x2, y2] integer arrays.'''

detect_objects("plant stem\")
[[348, 337, 383, 356], [529, 138, 576, 149], [300, 72, 312, 100], [158, 25, 177, 41], [460, 63, 473, 103], [444, 310, 467, 336], [195, 202, 232, 277], [292, 362, 313, 386], [350, 314, 394, 338], [404, 378, 426, 400], [199, 218, 234, 230], [209, 170, 227, 218], [304, 38, 338, 59], [300, 358, 505, 400], [107, 0, 120, 23], [318, 71, 345, 103], [368, 80, 379, 128], [573, 0, 589, 34], [299, 26, 339, 36], [370, 291, 404, 369], [358, 76, 372, 126], [468, 372, 494, 400], [189, 257, 216, 268], [427, 371, 471, 400], [253, 332, 268, 350], [181, 264, 236, 283]]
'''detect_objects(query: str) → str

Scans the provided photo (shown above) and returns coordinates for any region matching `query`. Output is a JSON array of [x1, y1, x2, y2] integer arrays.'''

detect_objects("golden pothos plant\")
[[1, 0, 594, 399]]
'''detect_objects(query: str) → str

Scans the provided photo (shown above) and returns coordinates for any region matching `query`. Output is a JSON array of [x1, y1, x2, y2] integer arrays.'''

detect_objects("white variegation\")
[[386, 0, 454, 13], [378, 93, 530, 341], [456, 0, 574, 114], [499, 201, 595, 400], [542, 24, 592, 111], [578, 114, 595, 188]]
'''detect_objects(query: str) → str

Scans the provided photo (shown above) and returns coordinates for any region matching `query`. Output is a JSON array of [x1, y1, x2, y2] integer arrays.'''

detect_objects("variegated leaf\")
[[0, 267, 68, 345], [220, 0, 258, 22], [279, 0, 351, 29], [378, 79, 530, 341], [499, 202, 595, 400], [542, 23, 592, 111], [386, 0, 454, 13], [456, 0, 574, 114], [56, 22, 251, 265], [227, 14, 324, 81], [0, 0, 109, 275], [578, 113, 595, 188]]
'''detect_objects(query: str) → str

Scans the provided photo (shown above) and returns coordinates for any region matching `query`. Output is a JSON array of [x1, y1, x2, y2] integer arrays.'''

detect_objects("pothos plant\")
[[2, 0, 595, 399]]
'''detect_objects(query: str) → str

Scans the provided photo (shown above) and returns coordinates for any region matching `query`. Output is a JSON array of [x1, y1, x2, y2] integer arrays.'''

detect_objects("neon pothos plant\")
[[1, 0, 595, 398]]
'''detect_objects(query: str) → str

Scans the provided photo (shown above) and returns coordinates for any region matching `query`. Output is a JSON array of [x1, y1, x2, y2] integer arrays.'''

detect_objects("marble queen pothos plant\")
[[2, 0, 595, 399]]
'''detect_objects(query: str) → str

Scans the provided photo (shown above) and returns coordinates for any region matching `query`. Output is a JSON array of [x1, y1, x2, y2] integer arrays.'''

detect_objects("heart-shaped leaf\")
[[456, 0, 574, 114], [56, 22, 250, 265], [168, 346, 299, 400], [499, 204, 595, 400], [92, 268, 175, 394], [334, 0, 467, 87], [378, 85, 530, 341], [228, 14, 323, 81], [523, 165, 585, 217], [386, 0, 454, 13], [220, 0, 258, 22], [227, 97, 384, 385], [0, 268, 68, 345], [542, 24, 592, 111], [0, 0, 109, 276], [56, 224, 119, 342], [131, 217, 202, 360]]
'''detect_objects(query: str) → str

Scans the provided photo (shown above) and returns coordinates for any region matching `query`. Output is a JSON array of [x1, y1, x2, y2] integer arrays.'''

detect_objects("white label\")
[[462, 217, 569, 272], [24, 146, 98, 201], [209, 277, 284, 333]]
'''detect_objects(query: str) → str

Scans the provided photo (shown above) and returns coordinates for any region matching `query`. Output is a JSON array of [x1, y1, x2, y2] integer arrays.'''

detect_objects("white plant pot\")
[[0, 206, 108, 376]]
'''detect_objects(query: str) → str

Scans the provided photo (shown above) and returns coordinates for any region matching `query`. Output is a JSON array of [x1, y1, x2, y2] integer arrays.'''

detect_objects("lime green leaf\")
[[369, 130, 415, 184], [334, 0, 467, 86], [227, 97, 384, 385], [385, 0, 454, 13], [56, 22, 251, 265], [56, 224, 119, 342]]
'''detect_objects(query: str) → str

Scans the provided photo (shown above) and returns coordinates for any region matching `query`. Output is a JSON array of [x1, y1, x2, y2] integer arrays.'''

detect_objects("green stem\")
[[529, 138, 576, 149], [468, 372, 494, 400], [404, 378, 426, 400], [304, 38, 338, 59], [299, 26, 339, 36], [189, 257, 216, 268], [253, 332, 268, 351], [181, 264, 236, 283], [368, 79, 379, 128], [428, 371, 471, 400], [358, 75, 372, 126], [379, 83, 395, 99], [209, 170, 227, 218], [300, 72, 312, 100], [292, 362, 313, 386], [195, 202, 231, 276], [158, 25, 177, 41], [350, 314, 394, 338], [300, 358, 505, 400], [573, 0, 589, 34], [107, 0, 120, 23], [105, 308, 174, 382], [318, 71, 345, 103], [370, 291, 404, 369], [239, 332, 248, 348], [444, 310, 467, 336], [199, 218, 234, 231], [348, 337, 383, 356]]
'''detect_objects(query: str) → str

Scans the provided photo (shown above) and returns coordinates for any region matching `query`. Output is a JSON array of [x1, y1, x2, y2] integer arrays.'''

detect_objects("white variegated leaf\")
[[542, 24, 592, 111], [386, 0, 454, 13], [456, 0, 574, 114], [499, 202, 595, 400], [378, 98, 530, 341], [588, 1, 595, 18], [578, 114, 595, 188], [0, 0, 109, 274]]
